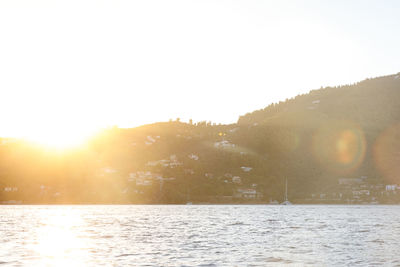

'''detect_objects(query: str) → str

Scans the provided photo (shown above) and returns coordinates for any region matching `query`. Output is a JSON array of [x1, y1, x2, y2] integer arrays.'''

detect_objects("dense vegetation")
[[1, 72, 400, 203]]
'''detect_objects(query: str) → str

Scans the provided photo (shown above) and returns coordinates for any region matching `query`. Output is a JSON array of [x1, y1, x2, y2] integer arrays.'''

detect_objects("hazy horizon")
[[1, 0, 400, 144]]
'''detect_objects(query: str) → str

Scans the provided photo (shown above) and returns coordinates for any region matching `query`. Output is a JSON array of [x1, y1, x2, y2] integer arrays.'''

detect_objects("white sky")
[[1, 0, 400, 140]]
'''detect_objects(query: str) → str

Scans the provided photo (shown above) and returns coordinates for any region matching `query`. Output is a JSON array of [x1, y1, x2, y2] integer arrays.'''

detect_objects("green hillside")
[[1, 73, 400, 204]]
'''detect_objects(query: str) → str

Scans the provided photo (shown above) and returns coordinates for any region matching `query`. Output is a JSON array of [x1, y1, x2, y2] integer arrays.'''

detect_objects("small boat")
[[185, 188, 192, 205], [281, 178, 292, 205], [269, 199, 279, 205]]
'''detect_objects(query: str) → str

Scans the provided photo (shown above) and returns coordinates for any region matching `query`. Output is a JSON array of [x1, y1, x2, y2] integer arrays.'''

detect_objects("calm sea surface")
[[1, 205, 400, 266]]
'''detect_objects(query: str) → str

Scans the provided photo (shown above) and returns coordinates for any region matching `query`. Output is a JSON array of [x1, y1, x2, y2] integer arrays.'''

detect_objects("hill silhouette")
[[1, 72, 400, 204]]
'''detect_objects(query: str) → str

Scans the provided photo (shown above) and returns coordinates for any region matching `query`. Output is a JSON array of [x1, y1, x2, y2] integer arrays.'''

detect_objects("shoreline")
[[2, 202, 400, 206]]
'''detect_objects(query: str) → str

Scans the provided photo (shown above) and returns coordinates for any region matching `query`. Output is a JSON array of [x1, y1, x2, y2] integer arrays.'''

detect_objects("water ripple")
[[1, 205, 400, 266]]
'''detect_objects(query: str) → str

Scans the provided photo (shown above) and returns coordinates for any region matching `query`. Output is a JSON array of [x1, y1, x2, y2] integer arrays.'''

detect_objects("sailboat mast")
[[285, 178, 288, 202]]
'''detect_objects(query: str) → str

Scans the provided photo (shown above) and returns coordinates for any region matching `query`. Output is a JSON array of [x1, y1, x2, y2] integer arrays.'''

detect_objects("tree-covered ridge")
[[238, 73, 400, 129], [1, 72, 400, 204]]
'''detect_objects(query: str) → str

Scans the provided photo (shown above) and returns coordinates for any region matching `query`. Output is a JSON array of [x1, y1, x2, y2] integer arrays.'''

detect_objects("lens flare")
[[290, 132, 300, 152], [312, 121, 366, 174], [373, 123, 400, 184], [336, 130, 358, 164]]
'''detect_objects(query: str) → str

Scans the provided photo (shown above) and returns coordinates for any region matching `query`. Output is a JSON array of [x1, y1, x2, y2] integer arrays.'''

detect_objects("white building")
[[4, 187, 18, 192], [188, 153, 199, 160], [386, 184, 397, 191], [214, 140, 235, 149], [235, 189, 263, 199], [241, 166, 252, 172], [338, 178, 362, 185], [146, 135, 157, 143], [102, 167, 117, 174], [232, 176, 242, 184], [352, 190, 370, 196]]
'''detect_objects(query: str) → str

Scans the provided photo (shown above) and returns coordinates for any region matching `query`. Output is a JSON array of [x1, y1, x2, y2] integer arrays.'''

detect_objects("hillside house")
[[232, 176, 242, 184], [338, 178, 363, 185], [184, 169, 195, 175], [352, 190, 370, 196], [241, 166, 252, 172], [136, 179, 152, 186], [102, 167, 117, 174], [234, 188, 263, 199], [214, 140, 235, 149], [4, 187, 18, 192], [146, 155, 182, 168], [147, 136, 156, 143], [188, 153, 199, 160], [386, 184, 398, 191], [205, 173, 214, 178], [146, 161, 159, 166]]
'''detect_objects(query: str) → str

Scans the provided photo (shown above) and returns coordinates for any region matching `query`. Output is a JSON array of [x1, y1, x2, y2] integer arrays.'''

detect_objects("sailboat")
[[186, 188, 193, 205], [281, 178, 292, 205]]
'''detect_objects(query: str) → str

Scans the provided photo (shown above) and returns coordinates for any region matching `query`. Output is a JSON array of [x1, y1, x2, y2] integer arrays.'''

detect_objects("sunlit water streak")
[[1, 205, 400, 266]]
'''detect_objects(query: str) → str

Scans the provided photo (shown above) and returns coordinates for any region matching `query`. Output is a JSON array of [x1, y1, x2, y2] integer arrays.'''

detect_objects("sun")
[[7, 108, 105, 150], [23, 125, 98, 150]]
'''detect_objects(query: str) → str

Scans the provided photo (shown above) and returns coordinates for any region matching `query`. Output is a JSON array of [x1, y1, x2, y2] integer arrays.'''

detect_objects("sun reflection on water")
[[30, 208, 89, 267]]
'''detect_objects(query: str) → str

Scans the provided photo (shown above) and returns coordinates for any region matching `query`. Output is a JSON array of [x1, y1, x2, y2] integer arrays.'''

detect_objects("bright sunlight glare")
[[2, 0, 400, 141], [21, 123, 99, 149]]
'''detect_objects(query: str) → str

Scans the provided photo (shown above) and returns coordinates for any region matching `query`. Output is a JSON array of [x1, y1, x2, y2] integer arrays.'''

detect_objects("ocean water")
[[1, 205, 400, 266]]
